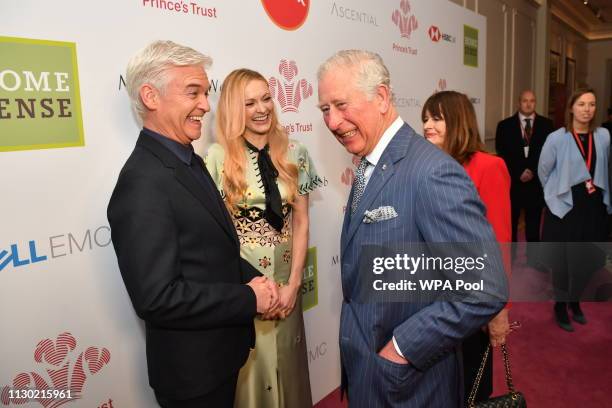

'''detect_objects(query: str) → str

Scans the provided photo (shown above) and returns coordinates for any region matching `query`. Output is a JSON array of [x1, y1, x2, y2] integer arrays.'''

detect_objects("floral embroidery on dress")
[[283, 250, 291, 264], [232, 204, 292, 247], [259, 256, 272, 269]]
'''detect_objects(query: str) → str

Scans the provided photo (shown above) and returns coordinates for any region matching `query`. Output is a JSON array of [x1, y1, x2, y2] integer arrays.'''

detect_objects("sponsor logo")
[[269, 59, 313, 113], [469, 96, 481, 105], [330, 2, 378, 27], [261, 0, 309, 30], [464, 25, 479, 67], [340, 155, 360, 186], [308, 341, 328, 362], [0, 226, 111, 272], [392, 0, 418, 39], [434, 78, 447, 93], [1, 332, 111, 407], [393, 95, 421, 108], [428, 25, 456, 43], [141, 0, 217, 17], [0, 36, 84, 152], [119, 75, 220, 93], [302, 247, 318, 311], [391, 0, 418, 55]]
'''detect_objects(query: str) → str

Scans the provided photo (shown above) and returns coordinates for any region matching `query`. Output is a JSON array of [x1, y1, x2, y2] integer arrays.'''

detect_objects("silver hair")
[[125, 40, 212, 120], [317, 49, 392, 100]]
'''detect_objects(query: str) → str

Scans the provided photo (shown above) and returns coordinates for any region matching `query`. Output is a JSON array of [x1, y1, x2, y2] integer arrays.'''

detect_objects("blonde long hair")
[[216, 69, 298, 211]]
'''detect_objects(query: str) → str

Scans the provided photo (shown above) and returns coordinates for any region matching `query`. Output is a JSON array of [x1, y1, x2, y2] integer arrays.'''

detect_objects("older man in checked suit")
[[317, 50, 506, 407]]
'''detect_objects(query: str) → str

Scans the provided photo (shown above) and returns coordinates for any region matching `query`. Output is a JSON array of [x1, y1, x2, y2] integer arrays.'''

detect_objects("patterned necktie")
[[524, 118, 532, 145], [351, 157, 370, 215]]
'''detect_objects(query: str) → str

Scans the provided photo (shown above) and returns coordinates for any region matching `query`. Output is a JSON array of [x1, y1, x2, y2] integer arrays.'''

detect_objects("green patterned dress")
[[205, 139, 321, 408]]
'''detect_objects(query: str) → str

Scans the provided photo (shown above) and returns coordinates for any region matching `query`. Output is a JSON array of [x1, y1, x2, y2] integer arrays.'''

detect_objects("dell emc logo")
[[0, 241, 47, 271]]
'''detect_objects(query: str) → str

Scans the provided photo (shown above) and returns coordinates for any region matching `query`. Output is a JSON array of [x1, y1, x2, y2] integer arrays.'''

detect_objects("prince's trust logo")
[[1, 332, 111, 407], [392, 0, 418, 39], [391, 0, 418, 56], [268, 59, 313, 113]]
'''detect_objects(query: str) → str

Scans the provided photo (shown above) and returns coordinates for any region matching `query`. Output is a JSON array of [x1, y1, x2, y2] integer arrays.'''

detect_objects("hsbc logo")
[[428, 25, 456, 43], [428, 26, 441, 42]]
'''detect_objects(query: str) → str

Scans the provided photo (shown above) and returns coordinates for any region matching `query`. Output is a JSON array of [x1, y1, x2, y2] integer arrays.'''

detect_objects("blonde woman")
[[206, 69, 320, 408]]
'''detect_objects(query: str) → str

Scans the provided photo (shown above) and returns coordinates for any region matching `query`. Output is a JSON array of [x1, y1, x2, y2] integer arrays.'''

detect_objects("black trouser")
[[155, 374, 238, 408], [510, 190, 542, 244]]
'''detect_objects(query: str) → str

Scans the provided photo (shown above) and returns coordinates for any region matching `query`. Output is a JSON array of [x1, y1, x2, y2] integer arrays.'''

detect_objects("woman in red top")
[[422, 90, 511, 404]]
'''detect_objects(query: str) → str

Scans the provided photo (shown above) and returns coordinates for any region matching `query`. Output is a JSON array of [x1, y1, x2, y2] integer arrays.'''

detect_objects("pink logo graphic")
[[435, 78, 447, 93], [428, 25, 441, 42], [392, 0, 418, 39], [269, 59, 313, 113], [1, 332, 111, 408], [341, 168, 354, 186], [341, 156, 361, 186]]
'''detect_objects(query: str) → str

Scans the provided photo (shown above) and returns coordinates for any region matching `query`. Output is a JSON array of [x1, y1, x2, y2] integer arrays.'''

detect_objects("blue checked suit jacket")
[[339, 123, 506, 407]]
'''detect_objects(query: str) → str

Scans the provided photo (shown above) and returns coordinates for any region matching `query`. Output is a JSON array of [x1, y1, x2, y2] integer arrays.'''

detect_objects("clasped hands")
[[520, 168, 534, 182], [247, 276, 299, 320]]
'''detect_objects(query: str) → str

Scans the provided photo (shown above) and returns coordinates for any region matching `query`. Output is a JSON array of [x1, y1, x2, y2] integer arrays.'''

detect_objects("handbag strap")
[[467, 344, 517, 407]]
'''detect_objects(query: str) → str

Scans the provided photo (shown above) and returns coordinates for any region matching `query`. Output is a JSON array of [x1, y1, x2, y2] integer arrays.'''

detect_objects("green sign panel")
[[0, 36, 84, 152], [302, 247, 318, 311], [463, 25, 479, 68]]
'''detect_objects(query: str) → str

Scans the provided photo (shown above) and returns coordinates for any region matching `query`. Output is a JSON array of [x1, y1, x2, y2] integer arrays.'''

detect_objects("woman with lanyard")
[[539, 88, 612, 332], [206, 68, 321, 408]]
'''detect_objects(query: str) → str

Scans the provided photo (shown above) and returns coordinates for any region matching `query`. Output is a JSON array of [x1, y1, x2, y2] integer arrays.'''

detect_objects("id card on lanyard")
[[572, 131, 596, 194]]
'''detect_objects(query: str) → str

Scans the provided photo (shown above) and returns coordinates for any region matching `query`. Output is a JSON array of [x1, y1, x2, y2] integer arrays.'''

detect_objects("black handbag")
[[467, 343, 526, 408]]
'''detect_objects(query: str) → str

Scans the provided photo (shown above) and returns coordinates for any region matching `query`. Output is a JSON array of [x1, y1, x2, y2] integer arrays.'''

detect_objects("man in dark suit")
[[317, 50, 506, 407], [107, 40, 278, 408], [495, 90, 554, 262]]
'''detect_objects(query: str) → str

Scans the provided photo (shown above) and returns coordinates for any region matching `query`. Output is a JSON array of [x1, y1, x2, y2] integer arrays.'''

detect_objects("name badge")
[[586, 179, 596, 194], [523, 146, 529, 158]]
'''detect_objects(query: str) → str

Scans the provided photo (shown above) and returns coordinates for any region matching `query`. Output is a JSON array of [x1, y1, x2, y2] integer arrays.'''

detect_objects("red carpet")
[[315, 304, 612, 408], [491, 301, 612, 407]]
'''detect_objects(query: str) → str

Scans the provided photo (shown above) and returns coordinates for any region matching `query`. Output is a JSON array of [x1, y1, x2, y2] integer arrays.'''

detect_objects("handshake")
[[247, 276, 297, 320]]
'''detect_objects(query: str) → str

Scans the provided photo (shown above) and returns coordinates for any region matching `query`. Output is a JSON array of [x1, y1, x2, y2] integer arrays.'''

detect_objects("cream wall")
[[550, 16, 589, 88], [449, 0, 612, 148], [586, 40, 612, 124], [448, 0, 544, 150]]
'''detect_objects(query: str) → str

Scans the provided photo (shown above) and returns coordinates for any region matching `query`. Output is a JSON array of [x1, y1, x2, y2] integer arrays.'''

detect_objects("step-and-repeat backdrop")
[[0, 1, 485, 406]]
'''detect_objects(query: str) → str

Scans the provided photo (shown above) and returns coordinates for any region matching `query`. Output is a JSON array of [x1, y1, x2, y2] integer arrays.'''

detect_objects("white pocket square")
[[363, 206, 398, 223]]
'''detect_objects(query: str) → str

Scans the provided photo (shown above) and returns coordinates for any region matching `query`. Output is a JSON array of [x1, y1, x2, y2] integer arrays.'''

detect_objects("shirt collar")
[[365, 116, 404, 167], [518, 112, 535, 122], [142, 127, 194, 165]]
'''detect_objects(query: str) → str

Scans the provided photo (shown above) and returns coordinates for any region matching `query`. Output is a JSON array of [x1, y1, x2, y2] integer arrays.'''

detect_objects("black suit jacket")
[[495, 113, 554, 199], [108, 132, 260, 399]]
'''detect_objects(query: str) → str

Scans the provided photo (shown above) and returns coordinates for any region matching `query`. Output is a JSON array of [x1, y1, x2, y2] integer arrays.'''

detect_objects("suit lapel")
[[173, 165, 238, 244], [513, 114, 523, 142], [341, 125, 411, 254], [340, 187, 354, 256], [138, 134, 238, 244]]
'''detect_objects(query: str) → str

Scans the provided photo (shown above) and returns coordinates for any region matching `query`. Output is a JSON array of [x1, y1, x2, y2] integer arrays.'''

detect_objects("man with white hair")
[[317, 50, 506, 407], [108, 40, 278, 407]]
